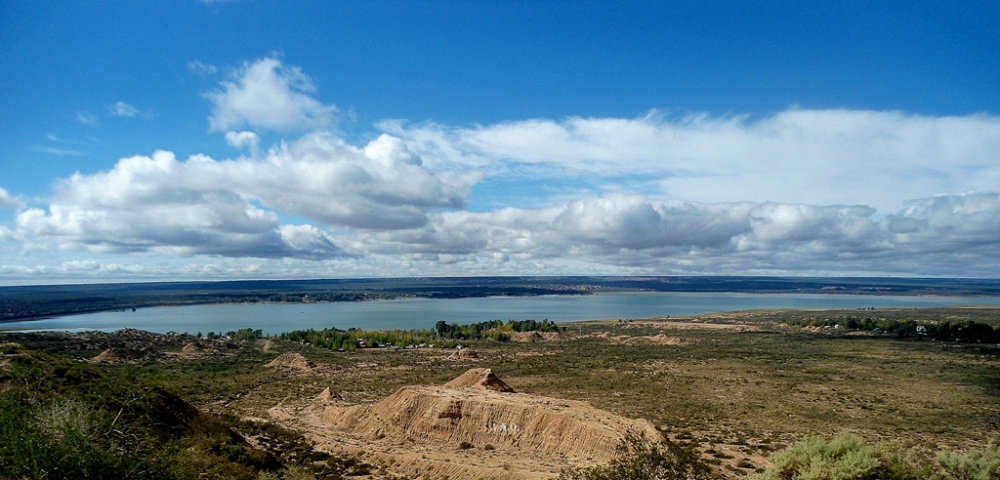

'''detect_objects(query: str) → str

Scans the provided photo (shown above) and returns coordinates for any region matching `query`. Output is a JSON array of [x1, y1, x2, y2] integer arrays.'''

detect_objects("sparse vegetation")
[[2, 305, 1000, 479], [753, 433, 1000, 480], [0, 346, 381, 480], [559, 434, 720, 480]]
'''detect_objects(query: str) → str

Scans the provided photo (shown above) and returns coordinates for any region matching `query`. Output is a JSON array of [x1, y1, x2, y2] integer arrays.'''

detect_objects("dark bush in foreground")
[[559, 433, 720, 480], [0, 350, 280, 479]]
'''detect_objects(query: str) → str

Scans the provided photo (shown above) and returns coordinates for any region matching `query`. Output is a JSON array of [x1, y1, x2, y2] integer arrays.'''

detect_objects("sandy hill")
[[274, 368, 660, 480], [265, 352, 317, 375], [444, 368, 515, 392], [448, 348, 480, 359], [91, 347, 151, 363]]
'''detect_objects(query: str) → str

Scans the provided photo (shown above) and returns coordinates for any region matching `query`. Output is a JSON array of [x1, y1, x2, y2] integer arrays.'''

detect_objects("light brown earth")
[[265, 352, 321, 375], [270, 368, 661, 480], [91, 347, 153, 363], [448, 348, 481, 360]]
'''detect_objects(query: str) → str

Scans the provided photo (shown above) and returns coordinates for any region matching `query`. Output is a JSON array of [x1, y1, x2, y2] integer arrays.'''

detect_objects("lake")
[[3, 292, 1000, 335]]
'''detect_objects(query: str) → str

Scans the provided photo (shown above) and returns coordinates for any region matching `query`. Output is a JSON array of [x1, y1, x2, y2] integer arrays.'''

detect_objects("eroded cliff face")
[[275, 368, 661, 480]]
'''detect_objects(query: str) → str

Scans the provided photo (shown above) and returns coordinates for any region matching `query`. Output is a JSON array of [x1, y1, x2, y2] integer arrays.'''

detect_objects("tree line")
[[791, 317, 1000, 343], [279, 319, 562, 351]]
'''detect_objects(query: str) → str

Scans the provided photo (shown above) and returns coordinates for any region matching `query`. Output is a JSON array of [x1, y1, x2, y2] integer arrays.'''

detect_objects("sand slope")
[[274, 368, 660, 479]]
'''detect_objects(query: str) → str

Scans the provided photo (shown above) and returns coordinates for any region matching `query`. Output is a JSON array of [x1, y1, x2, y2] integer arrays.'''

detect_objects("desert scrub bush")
[[936, 440, 1000, 480], [0, 382, 174, 479], [757, 434, 1000, 479], [0, 349, 290, 479], [753, 433, 932, 480], [558, 433, 720, 480]]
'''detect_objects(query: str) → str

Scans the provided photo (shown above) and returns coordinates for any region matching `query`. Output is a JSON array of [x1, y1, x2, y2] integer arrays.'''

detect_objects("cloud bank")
[[384, 110, 1000, 214], [3, 58, 999, 282], [357, 192, 1000, 277], [13, 133, 473, 260]]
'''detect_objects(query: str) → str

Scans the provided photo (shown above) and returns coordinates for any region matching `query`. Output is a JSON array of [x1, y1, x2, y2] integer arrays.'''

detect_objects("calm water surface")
[[4, 292, 1000, 335]]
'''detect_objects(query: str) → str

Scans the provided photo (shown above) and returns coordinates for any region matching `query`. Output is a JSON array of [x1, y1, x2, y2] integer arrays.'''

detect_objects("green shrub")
[[754, 434, 931, 480], [0, 349, 292, 479], [937, 441, 1000, 480], [559, 433, 720, 480], [0, 389, 172, 479]]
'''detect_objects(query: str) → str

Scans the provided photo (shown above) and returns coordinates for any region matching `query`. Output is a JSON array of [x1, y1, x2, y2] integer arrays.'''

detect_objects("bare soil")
[[271, 368, 661, 480]]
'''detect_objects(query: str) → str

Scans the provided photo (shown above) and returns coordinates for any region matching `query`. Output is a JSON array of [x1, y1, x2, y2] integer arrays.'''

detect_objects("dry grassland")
[[53, 306, 1000, 478]]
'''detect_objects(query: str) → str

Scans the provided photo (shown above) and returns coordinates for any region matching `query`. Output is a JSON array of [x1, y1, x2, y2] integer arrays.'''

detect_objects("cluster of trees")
[[280, 319, 563, 351], [433, 319, 561, 340], [261, 292, 390, 303], [278, 327, 439, 350], [197, 328, 264, 341], [792, 317, 1000, 343]]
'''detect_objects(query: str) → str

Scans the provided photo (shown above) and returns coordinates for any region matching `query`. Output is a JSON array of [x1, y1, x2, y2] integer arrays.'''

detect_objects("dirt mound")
[[444, 368, 515, 392], [315, 387, 341, 402], [512, 331, 546, 342], [181, 342, 204, 353], [448, 348, 479, 359], [91, 347, 149, 363], [581, 332, 690, 346], [633, 334, 686, 345], [511, 331, 566, 342], [301, 368, 660, 479], [265, 352, 317, 374]]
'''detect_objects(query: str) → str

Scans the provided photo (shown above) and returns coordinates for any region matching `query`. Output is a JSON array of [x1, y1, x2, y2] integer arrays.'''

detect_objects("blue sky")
[[1, 1, 999, 284]]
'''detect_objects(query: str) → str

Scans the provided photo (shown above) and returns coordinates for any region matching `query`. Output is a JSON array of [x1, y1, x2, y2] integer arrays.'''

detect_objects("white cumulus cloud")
[[110, 101, 144, 117], [207, 57, 337, 132], [13, 132, 474, 259], [0, 188, 23, 209], [225, 131, 260, 150]]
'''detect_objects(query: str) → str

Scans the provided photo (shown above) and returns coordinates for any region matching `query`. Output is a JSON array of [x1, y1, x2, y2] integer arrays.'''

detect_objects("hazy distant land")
[[3, 276, 1000, 323]]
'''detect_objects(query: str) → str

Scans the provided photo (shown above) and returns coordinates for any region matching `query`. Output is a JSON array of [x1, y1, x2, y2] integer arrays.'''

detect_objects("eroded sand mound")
[[181, 342, 204, 353], [444, 368, 515, 392], [315, 387, 342, 402], [285, 368, 660, 479], [448, 348, 480, 359], [91, 347, 150, 363], [265, 352, 317, 375], [511, 331, 567, 342], [631, 334, 687, 345], [581, 332, 690, 346]]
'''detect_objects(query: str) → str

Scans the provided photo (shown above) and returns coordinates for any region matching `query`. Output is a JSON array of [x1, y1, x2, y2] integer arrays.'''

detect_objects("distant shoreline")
[[3, 275, 1000, 325]]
